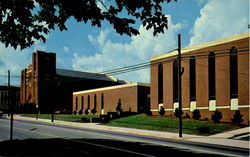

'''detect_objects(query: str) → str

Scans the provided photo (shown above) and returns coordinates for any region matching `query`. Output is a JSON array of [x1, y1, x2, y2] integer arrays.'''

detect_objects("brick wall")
[[150, 34, 249, 124]]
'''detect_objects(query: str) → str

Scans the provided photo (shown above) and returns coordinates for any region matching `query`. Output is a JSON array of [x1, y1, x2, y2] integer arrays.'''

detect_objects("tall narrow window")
[[94, 94, 97, 108], [81, 96, 84, 110], [190, 56, 196, 101], [87, 95, 90, 109], [230, 47, 238, 98], [75, 96, 78, 111], [173, 60, 179, 102], [101, 93, 104, 109], [158, 63, 163, 104], [209, 52, 216, 100]]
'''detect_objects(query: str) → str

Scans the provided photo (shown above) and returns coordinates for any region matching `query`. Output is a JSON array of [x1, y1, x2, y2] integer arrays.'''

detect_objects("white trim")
[[216, 106, 230, 109], [239, 105, 250, 108], [73, 82, 150, 95], [230, 98, 239, 110], [158, 103, 163, 109], [150, 109, 159, 112], [190, 101, 197, 111], [209, 100, 216, 111], [150, 105, 250, 112], [196, 107, 209, 110], [183, 108, 190, 111], [151, 32, 249, 61], [174, 102, 179, 110], [165, 108, 173, 111]]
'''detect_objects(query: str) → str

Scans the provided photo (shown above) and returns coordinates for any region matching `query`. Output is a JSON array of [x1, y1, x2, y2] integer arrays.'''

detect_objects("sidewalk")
[[5, 114, 250, 150]]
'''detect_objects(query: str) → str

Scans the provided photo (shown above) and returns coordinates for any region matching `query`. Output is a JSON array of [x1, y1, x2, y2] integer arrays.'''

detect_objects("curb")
[[4, 115, 250, 152]]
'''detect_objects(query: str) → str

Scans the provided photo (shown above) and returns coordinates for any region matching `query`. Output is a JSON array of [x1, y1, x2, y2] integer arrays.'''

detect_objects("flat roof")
[[73, 82, 150, 95], [151, 32, 249, 61], [56, 69, 128, 84]]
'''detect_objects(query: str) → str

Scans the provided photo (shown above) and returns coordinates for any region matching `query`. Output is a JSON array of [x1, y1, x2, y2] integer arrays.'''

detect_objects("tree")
[[0, 0, 176, 50]]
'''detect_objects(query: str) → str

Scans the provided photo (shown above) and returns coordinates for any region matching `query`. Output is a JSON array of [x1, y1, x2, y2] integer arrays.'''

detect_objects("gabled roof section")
[[56, 69, 127, 84]]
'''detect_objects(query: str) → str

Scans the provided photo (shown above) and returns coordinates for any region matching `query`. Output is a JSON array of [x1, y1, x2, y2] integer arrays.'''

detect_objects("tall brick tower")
[[20, 51, 56, 112]]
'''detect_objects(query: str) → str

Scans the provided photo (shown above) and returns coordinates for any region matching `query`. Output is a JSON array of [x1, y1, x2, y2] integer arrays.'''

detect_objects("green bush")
[[192, 109, 201, 120], [159, 106, 165, 116], [231, 110, 243, 125], [174, 108, 183, 118], [78, 110, 83, 115], [91, 108, 97, 115], [211, 110, 222, 123], [84, 108, 89, 115]]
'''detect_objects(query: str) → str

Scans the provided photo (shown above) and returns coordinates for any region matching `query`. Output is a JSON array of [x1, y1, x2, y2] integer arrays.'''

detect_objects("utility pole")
[[8, 70, 14, 141], [178, 34, 183, 138]]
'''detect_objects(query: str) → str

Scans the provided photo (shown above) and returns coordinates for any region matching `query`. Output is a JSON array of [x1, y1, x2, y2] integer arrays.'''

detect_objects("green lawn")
[[21, 113, 240, 135], [21, 114, 98, 122], [103, 114, 239, 135]]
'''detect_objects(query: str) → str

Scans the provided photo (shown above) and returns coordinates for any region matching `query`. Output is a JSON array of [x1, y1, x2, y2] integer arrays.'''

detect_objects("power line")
[[0, 49, 249, 85]]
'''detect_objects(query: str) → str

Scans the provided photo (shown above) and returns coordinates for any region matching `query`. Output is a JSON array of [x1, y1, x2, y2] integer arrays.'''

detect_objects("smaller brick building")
[[20, 51, 127, 113], [73, 82, 150, 115], [0, 85, 20, 112]]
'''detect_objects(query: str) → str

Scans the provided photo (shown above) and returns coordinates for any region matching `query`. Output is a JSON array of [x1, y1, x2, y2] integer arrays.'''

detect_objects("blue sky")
[[0, 0, 249, 86]]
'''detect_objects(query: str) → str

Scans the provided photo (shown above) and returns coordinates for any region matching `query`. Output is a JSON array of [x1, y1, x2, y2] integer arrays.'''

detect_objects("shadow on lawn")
[[0, 138, 224, 157]]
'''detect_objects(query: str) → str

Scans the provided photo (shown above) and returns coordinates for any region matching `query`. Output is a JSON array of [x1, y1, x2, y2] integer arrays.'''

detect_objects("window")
[[208, 52, 216, 100], [87, 95, 90, 109], [158, 63, 163, 104], [230, 47, 238, 98], [75, 96, 78, 111], [94, 94, 97, 108], [81, 96, 84, 110], [173, 60, 179, 102], [101, 93, 104, 109], [190, 56, 196, 101]]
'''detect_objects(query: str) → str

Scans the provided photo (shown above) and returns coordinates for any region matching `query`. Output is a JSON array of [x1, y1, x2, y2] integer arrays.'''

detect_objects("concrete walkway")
[[3, 114, 250, 150]]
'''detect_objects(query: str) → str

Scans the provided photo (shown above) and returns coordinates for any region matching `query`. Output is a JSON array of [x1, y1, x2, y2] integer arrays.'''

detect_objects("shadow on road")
[[0, 138, 225, 157]]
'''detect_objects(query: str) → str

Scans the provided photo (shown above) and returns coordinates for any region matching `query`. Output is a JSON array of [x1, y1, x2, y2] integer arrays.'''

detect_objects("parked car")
[[0, 111, 3, 118]]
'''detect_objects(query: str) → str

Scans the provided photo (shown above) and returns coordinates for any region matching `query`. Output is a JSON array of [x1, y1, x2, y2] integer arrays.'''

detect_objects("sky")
[[0, 0, 249, 86]]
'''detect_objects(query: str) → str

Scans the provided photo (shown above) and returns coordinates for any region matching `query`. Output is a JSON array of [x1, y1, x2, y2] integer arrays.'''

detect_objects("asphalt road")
[[0, 118, 248, 157]]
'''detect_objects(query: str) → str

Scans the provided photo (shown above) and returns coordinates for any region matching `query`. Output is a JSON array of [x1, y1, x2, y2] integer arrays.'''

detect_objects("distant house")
[[0, 85, 20, 112], [150, 32, 249, 124], [20, 51, 127, 113], [73, 82, 150, 115]]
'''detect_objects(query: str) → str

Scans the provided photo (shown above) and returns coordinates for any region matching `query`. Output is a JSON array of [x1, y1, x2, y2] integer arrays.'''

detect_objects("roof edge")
[[151, 32, 249, 61], [73, 82, 150, 95]]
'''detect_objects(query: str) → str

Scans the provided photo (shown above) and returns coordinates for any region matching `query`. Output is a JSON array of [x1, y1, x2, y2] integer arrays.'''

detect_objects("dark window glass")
[[101, 93, 104, 109], [94, 94, 97, 108], [209, 52, 216, 100], [173, 60, 179, 102], [158, 63, 163, 104], [81, 96, 84, 110], [87, 95, 90, 109], [190, 56, 196, 101], [230, 47, 238, 98], [75, 96, 78, 110]]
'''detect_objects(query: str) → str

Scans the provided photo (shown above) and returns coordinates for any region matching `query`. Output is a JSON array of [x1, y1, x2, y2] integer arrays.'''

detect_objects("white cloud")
[[0, 38, 47, 86], [63, 46, 69, 52], [72, 17, 182, 83], [189, 0, 249, 46]]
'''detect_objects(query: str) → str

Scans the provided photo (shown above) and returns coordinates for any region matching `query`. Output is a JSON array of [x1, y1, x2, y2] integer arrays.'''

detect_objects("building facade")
[[0, 85, 20, 112], [20, 51, 127, 113], [150, 32, 249, 124], [73, 83, 150, 115]]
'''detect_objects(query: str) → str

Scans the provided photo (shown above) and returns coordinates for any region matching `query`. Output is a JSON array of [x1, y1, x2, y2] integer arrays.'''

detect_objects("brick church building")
[[20, 51, 127, 113], [150, 32, 249, 124]]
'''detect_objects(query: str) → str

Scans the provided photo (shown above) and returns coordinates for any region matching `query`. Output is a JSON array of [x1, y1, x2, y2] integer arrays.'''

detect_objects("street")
[[0, 118, 248, 157]]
